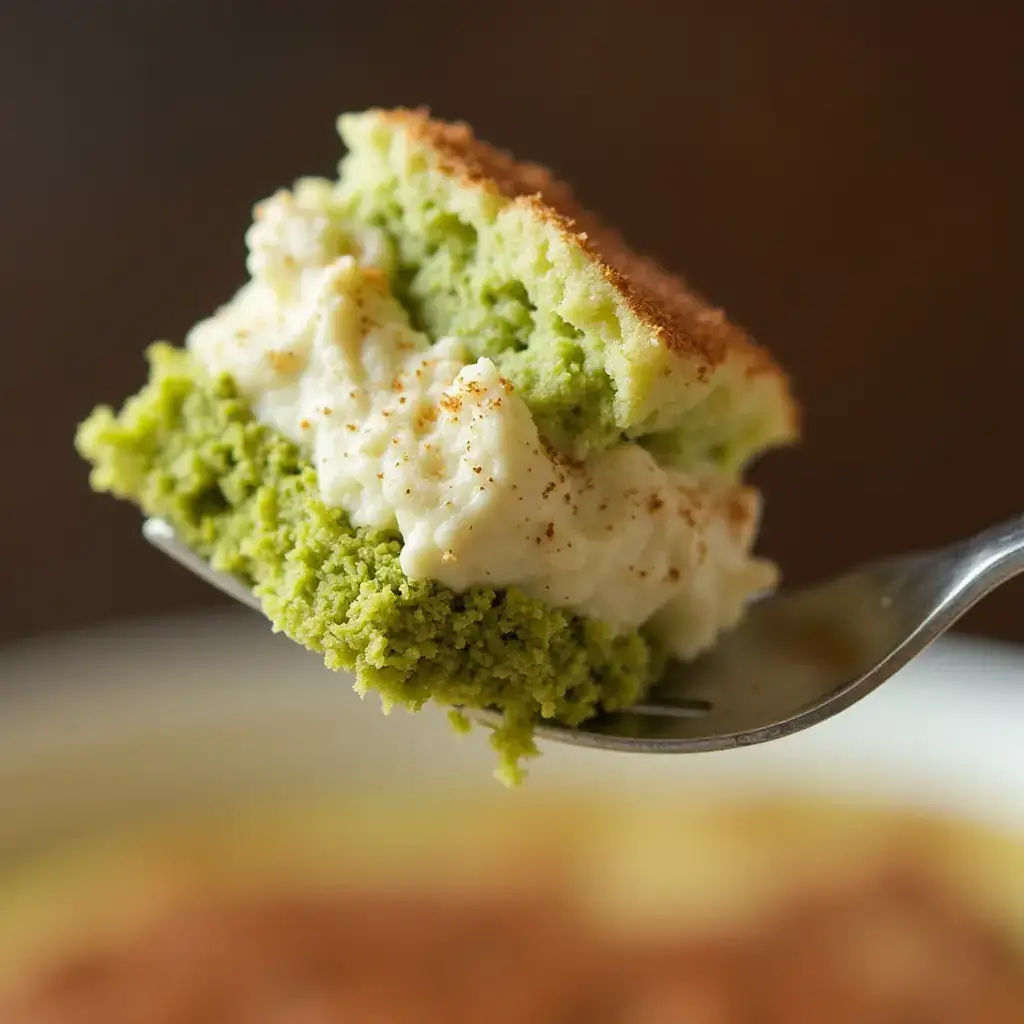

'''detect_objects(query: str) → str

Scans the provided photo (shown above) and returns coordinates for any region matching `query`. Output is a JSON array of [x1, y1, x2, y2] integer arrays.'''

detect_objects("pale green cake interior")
[[336, 111, 793, 470]]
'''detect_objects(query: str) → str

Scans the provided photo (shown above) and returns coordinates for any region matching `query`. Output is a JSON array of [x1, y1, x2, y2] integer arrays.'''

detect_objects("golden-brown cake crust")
[[372, 107, 798, 436]]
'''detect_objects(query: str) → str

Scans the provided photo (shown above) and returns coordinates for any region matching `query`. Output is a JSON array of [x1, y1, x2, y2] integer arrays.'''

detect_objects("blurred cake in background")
[[0, 796, 1020, 1022]]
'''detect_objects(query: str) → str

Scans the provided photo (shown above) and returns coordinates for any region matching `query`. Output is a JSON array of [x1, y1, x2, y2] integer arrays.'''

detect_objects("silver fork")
[[143, 514, 1024, 753]]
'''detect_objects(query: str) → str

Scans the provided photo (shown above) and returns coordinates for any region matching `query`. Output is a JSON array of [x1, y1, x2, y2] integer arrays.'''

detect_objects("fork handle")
[[914, 513, 1024, 634], [952, 513, 1024, 587]]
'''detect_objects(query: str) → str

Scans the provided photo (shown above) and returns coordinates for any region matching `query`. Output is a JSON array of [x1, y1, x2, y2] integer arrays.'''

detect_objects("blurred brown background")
[[1, 1, 1021, 646]]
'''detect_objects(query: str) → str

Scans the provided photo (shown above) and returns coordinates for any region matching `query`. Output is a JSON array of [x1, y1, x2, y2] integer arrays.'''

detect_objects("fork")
[[143, 514, 1024, 753]]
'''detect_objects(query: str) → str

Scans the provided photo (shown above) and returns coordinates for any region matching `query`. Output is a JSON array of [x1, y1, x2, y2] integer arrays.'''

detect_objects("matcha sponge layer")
[[337, 110, 798, 469], [75, 346, 658, 783]]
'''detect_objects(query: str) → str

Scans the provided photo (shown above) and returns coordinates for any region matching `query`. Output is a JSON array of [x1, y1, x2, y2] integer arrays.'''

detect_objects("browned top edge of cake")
[[369, 107, 799, 438]]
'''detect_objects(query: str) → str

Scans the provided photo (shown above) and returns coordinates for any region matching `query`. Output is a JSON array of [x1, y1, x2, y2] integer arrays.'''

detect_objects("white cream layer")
[[187, 182, 776, 657]]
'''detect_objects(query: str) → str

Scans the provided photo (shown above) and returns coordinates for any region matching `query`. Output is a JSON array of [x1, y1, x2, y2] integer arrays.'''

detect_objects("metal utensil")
[[143, 514, 1024, 753]]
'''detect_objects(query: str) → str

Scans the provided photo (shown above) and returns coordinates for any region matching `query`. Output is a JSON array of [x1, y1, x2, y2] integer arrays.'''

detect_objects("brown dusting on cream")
[[266, 350, 305, 375], [415, 406, 439, 431]]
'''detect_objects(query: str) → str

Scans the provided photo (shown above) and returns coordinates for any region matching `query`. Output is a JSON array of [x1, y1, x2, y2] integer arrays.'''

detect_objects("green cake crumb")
[[336, 110, 796, 468], [76, 345, 659, 785]]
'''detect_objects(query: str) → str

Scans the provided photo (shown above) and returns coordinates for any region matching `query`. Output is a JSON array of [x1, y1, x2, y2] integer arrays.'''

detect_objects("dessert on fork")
[[77, 108, 797, 781]]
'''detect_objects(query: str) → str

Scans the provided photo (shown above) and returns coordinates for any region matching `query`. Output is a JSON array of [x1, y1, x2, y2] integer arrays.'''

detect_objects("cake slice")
[[335, 110, 795, 466], [76, 108, 797, 783]]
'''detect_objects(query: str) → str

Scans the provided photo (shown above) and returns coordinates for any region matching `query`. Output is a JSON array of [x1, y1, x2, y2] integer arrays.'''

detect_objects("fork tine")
[[143, 518, 714, 722], [142, 519, 263, 613]]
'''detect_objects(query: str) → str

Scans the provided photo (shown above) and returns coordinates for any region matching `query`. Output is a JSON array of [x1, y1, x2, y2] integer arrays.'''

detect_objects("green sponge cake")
[[336, 111, 795, 466], [77, 108, 797, 783]]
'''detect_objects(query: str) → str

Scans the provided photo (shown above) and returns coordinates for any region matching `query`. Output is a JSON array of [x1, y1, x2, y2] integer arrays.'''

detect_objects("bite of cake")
[[76, 109, 797, 781]]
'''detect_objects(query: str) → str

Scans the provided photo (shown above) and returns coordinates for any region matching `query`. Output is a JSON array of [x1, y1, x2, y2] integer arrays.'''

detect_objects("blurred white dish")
[[0, 611, 1022, 850]]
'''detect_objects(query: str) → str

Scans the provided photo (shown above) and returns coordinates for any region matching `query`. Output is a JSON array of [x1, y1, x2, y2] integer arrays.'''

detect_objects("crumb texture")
[[337, 109, 798, 469], [75, 346, 658, 784]]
